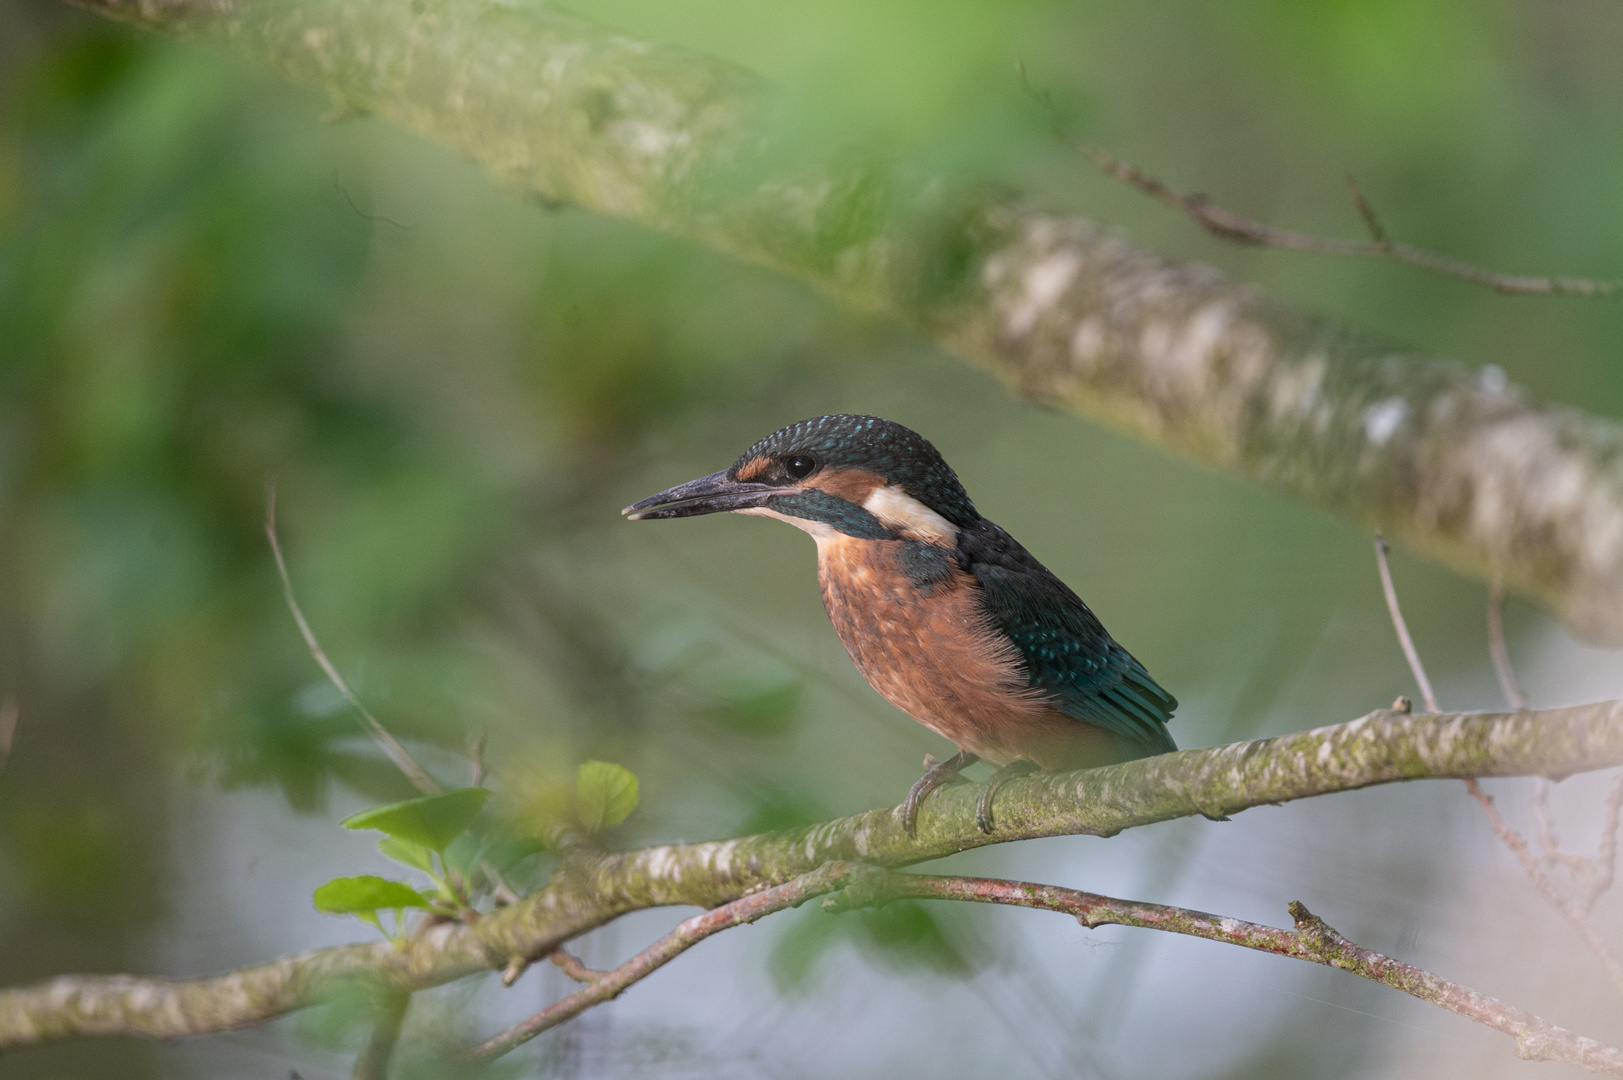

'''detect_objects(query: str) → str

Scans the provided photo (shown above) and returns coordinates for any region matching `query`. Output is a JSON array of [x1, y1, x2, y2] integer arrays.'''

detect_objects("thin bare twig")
[[1345, 174, 1389, 247], [464, 863, 855, 1062], [1488, 579, 1528, 711], [0, 697, 18, 772], [1532, 779, 1562, 855], [1533, 774, 1623, 909], [1373, 538, 1623, 992], [827, 870, 1623, 1077], [1484, 574, 1623, 952], [1487, 585, 1569, 880], [1592, 775, 1623, 913], [1467, 780, 1570, 899], [1374, 535, 1440, 713], [1075, 143, 1622, 297], [265, 482, 521, 907], [1529, 778, 1596, 881], [1463, 780, 1623, 994], [264, 481, 439, 794]]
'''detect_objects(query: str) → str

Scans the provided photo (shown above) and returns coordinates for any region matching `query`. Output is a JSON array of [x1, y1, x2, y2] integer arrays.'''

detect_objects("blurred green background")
[[2, 0, 1621, 1076]]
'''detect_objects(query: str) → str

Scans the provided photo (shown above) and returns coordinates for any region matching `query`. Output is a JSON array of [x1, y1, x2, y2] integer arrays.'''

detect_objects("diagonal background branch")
[[66, 0, 1623, 645], [826, 871, 1623, 1078], [1072, 143, 1623, 297], [1, 698, 1619, 1049]]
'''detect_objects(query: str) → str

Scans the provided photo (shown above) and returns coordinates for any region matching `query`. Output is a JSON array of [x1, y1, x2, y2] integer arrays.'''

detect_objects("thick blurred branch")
[[1, 698, 1619, 1048], [66, 0, 1623, 644]]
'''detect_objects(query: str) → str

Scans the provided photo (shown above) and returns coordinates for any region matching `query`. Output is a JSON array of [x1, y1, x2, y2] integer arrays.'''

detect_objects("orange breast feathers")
[[814, 534, 1116, 770]]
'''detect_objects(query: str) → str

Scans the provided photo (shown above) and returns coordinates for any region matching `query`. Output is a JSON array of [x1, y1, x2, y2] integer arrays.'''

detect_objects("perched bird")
[[624, 415, 1177, 837]]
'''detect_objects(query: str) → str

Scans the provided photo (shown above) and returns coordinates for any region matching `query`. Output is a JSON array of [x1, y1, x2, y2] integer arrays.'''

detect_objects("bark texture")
[[465, 862, 856, 1061], [833, 873, 1623, 1078], [71, 0, 1623, 644], [1, 699, 1618, 1048]]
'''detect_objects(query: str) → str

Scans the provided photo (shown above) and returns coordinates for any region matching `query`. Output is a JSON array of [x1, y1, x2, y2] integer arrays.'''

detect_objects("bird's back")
[[959, 520, 1178, 758]]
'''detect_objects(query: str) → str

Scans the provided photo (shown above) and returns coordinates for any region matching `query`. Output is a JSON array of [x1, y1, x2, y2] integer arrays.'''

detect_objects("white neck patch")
[[862, 485, 959, 546]]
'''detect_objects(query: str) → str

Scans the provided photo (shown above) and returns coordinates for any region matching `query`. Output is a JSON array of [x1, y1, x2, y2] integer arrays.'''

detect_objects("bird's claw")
[[974, 794, 997, 835], [974, 760, 1040, 835], [901, 792, 924, 840], [901, 750, 979, 839]]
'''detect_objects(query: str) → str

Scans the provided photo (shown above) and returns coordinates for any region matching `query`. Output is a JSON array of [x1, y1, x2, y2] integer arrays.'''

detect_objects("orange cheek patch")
[[808, 468, 886, 504]]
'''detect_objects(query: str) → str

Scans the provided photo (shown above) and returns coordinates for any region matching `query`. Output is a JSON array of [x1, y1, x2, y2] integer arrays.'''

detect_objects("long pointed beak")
[[622, 469, 780, 520]]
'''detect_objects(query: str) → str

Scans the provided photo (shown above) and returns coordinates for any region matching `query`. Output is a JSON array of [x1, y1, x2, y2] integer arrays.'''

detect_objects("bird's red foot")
[[974, 760, 1040, 834]]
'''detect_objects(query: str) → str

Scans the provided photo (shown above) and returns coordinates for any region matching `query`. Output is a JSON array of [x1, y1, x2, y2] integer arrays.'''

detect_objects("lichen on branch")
[[826, 871, 1623, 1078], [0, 699, 1618, 1048]]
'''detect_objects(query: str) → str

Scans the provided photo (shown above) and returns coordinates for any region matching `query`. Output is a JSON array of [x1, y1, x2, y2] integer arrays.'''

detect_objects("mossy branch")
[[67, 0, 1623, 644], [0, 698, 1618, 1048]]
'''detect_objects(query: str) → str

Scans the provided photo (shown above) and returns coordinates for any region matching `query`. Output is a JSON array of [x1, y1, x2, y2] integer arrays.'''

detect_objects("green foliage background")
[[1, 0, 1621, 1076]]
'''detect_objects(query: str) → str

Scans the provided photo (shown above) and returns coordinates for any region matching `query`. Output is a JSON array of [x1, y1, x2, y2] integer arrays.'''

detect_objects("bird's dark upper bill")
[[622, 470, 779, 520]]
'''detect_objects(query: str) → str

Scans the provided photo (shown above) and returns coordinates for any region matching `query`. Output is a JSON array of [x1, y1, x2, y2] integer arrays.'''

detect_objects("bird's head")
[[622, 415, 979, 545]]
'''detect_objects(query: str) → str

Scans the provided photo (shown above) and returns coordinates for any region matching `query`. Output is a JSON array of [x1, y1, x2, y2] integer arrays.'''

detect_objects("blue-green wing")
[[960, 522, 1177, 756]]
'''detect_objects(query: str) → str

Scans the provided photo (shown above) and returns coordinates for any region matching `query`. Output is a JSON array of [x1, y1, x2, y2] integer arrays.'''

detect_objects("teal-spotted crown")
[[731, 415, 980, 528]]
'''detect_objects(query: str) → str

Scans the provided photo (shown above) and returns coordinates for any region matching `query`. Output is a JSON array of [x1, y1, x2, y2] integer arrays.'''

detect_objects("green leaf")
[[473, 825, 551, 876], [769, 904, 844, 993], [312, 875, 429, 914], [479, 831, 549, 873], [377, 836, 435, 874], [769, 900, 977, 992], [854, 900, 975, 976], [341, 788, 492, 852], [441, 833, 483, 877], [575, 761, 638, 831]]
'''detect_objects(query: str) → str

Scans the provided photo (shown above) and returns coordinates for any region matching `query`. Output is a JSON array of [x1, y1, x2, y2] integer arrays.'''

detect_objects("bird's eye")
[[784, 455, 818, 480]]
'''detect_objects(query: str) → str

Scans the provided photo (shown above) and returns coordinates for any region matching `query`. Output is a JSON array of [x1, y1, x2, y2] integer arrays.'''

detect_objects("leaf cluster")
[[312, 761, 641, 935]]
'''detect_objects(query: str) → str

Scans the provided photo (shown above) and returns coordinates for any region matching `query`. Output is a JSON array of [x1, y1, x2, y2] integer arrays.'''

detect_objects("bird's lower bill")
[[622, 469, 780, 520]]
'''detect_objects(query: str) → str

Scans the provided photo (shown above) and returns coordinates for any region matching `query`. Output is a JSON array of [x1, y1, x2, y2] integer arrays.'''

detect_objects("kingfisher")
[[624, 415, 1177, 838]]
